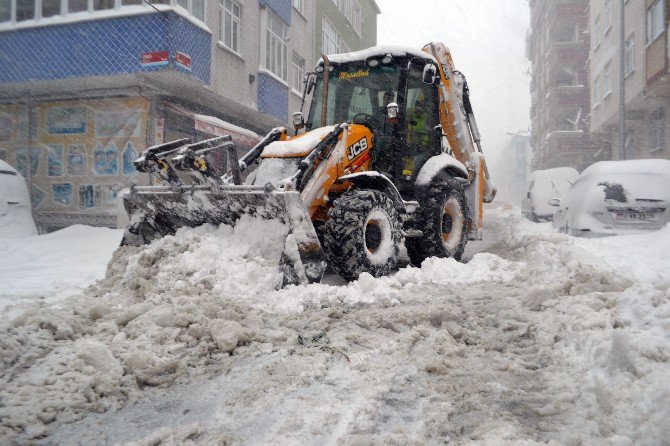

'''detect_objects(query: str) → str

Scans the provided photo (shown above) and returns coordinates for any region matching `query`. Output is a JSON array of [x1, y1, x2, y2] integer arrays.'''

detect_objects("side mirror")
[[422, 64, 437, 84], [386, 102, 399, 123], [548, 198, 560, 207], [292, 112, 305, 130]]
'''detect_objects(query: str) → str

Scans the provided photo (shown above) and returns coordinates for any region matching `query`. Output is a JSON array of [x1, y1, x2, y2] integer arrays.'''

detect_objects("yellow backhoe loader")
[[121, 42, 496, 286]]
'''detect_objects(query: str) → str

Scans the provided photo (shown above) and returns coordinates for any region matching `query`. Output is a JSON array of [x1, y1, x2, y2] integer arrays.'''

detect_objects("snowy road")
[[1, 214, 668, 445]]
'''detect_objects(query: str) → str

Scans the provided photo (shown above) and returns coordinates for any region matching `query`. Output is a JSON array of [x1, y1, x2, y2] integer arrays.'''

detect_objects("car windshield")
[[306, 64, 400, 129]]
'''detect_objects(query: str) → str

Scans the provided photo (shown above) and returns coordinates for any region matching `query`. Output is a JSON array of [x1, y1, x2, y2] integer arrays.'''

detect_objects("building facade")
[[527, 0, 608, 171], [315, 0, 379, 58], [0, 0, 379, 232], [589, 0, 669, 161]]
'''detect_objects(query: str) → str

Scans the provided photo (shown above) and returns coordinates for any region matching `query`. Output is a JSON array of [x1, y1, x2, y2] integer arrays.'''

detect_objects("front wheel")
[[322, 189, 402, 281], [406, 177, 469, 266]]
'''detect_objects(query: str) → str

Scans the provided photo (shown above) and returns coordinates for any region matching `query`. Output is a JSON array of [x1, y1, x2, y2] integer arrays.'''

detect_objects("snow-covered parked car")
[[522, 167, 579, 222], [0, 160, 38, 238], [552, 159, 670, 237]]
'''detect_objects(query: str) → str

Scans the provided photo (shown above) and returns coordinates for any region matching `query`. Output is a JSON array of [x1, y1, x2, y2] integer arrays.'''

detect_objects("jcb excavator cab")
[[301, 52, 443, 200]]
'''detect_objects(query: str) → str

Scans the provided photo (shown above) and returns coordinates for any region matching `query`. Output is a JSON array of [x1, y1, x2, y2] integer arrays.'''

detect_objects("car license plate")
[[614, 212, 658, 222]]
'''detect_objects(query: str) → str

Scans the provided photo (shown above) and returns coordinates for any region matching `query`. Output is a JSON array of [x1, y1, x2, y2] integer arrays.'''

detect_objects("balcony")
[[0, 10, 212, 91]]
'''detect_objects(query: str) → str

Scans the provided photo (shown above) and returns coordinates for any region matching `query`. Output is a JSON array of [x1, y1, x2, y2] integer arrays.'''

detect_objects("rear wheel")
[[406, 177, 468, 266], [322, 189, 402, 281]]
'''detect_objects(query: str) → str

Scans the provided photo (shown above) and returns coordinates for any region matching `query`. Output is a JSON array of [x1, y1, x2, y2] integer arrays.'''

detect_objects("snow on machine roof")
[[318, 45, 438, 66]]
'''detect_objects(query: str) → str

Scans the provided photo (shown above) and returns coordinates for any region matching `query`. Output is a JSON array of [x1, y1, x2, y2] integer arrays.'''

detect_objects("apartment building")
[[0, 0, 379, 231], [589, 0, 669, 160], [316, 0, 379, 57], [527, 0, 608, 171]]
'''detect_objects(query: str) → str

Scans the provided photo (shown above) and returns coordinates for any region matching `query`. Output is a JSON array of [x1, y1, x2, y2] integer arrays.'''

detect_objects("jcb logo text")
[[347, 137, 368, 160]]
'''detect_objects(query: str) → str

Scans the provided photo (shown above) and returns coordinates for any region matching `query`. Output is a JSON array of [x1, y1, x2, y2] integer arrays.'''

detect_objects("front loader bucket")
[[121, 185, 325, 286]]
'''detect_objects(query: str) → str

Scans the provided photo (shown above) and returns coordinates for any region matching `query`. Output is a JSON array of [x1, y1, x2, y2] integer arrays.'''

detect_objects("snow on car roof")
[[318, 45, 438, 65], [0, 159, 19, 175], [580, 159, 670, 177], [529, 167, 579, 182]]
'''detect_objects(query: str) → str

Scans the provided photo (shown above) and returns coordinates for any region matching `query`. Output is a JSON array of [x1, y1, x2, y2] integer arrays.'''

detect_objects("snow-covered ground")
[[0, 225, 123, 318], [0, 214, 668, 445]]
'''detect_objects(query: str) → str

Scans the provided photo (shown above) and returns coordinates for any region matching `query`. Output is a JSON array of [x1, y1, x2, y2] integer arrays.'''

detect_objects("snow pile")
[[0, 217, 290, 441], [0, 225, 123, 316], [499, 219, 670, 445], [1, 215, 669, 444], [0, 217, 523, 442]]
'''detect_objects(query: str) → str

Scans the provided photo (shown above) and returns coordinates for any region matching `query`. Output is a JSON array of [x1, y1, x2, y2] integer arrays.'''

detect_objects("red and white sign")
[[175, 51, 192, 71], [141, 51, 169, 67]]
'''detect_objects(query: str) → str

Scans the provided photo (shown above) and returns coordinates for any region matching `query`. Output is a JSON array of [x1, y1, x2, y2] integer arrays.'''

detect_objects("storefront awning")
[[165, 102, 261, 147], [193, 114, 261, 147]]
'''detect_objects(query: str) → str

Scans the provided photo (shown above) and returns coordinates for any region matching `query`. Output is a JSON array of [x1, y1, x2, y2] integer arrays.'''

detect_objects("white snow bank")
[[505, 217, 670, 445], [572, 223, 670, 286], [2, 213, 669, 445], [0, 225, 123, 316], [101, 217, 523, 315]]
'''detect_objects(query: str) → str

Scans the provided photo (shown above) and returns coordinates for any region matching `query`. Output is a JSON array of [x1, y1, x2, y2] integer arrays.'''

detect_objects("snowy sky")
[[377, 0, 531, 163]]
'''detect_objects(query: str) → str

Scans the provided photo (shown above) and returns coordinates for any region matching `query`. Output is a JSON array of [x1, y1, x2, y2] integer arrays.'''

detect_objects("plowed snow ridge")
[[0, 216, 668, 445]]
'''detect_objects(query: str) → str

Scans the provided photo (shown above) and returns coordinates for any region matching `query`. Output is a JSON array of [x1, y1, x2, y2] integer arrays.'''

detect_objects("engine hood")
[[261, 126, 337, 158]]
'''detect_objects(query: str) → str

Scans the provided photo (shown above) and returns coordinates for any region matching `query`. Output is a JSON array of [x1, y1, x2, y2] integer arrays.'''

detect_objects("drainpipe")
[[619, 0, 626, 160]]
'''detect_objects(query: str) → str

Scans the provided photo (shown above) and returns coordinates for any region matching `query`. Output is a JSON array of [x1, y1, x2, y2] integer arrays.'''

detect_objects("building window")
[[192, 0, 204, 21], [94, 0, 115, 10], [220, 0, 241, 54], [604, 0, 613, 33], [292, 0, 304, 15], [0, 2, 10, 22], [292, 52, 305, 92], [555, 19, 577, 42], [42, 0, 61, 18], [649, 108, 665, 152], [265, 10, 288, 81], [69, 0, 89, 13], [593, 76, 601, 106], [624, 33, 635, 76], [593, 15, 601, 48], [603, 62, 612, 98], [352, 1, 362, 36], [4, 1, 205, 25], [176, 0, 205, 21], [555, 65, 578, 86], [624, 128, 634, 159], [647, 0, 665, 43], [16, 0, 36, 21], [338, 0, 363, 35], [322, 18, 342, 55]]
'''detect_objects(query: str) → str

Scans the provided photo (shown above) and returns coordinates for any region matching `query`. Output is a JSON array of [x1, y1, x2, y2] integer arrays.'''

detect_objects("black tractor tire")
[[406, 176, 469, 266], [322, 189, 402, 281]]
